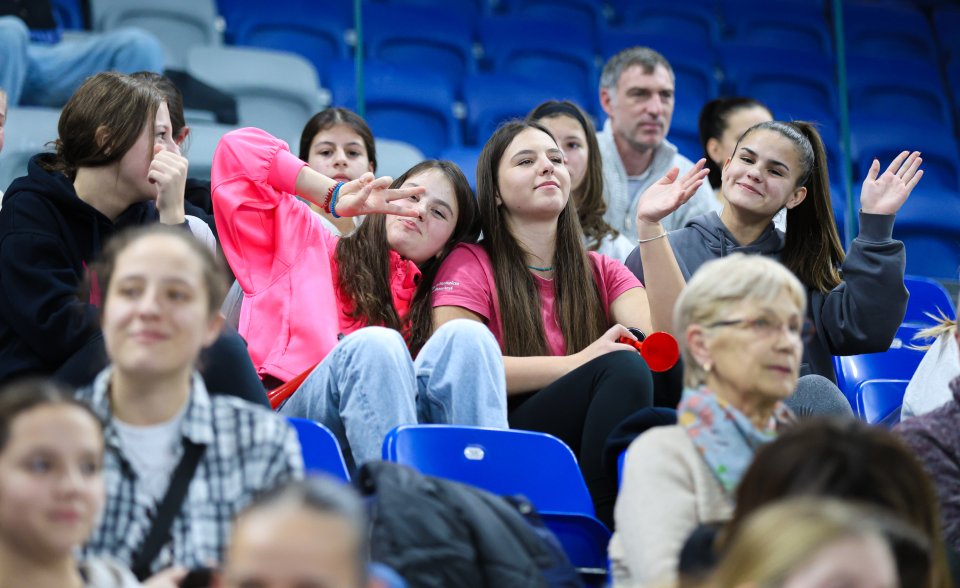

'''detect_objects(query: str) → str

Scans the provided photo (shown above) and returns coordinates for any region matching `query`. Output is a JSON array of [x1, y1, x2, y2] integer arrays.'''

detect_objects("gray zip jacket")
[[625, 211, 908, 384]]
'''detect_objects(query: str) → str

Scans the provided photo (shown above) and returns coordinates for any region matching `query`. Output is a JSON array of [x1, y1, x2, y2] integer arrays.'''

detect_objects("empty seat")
[[721, 44, 838, 127], [50, 0, 86, 29], [287, 417, 350, 481], [439, 146, 482, 191], [850, 121, 960, 192], [363, 4, 475, 85], [720, 0, 830, 54], [933, 5, 960, 63], [854, 379, 909, 426], [228, 12, 351, 80], [846, 56, 952, 129], [182, 121, 238, 182], [842, 1, 938, 62], [326, 59, 461, 158], [0, 107, 61, 196], [91, 0, 221, 68], [478, 16, 596, 108], [375, 0, 488, 18], [616, 3, 720, 47], [503, 0, 606, 29], [893, 194, 960, 280], [462, 73, 585, 146], [187, 46, 325, 149], [374, 138, 426, 180], [903, 275, 956, 326]]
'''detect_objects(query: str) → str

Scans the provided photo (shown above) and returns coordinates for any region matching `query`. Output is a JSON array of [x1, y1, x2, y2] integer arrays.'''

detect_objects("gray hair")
[[674, 254, 807, 388], [600, 46, 674, 96]]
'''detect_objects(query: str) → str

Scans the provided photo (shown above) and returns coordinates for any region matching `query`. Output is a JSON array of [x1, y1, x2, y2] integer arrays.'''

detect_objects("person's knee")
[[339, 327, 408, 358], [433, 319, 496, 347], [0, 16, 30, 43], [103, 27, 165, 71]]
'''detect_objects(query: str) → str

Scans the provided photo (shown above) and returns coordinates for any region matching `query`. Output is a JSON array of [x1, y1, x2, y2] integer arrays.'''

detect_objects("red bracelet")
[[320, 183, 337, 213]]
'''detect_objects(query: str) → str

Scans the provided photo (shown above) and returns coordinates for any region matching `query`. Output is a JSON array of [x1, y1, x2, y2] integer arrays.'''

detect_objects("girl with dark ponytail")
[[625, 120, 923, 385]]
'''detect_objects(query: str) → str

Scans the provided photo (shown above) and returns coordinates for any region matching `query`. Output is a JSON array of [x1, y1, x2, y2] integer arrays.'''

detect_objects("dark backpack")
[[356, 461, 582, 588]]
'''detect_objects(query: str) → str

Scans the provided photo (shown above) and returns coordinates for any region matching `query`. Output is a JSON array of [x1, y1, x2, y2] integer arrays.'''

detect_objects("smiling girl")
[[626, 121, 922, 385], [212, 128, 506, 471]]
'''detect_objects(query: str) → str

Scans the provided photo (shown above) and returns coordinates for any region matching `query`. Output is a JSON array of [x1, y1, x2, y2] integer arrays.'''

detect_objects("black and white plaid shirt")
[[78, 369, 304, 574]]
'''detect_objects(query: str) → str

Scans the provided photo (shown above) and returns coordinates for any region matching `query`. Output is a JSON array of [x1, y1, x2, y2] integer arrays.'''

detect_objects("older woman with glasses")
[[609, 253, 807, 588]]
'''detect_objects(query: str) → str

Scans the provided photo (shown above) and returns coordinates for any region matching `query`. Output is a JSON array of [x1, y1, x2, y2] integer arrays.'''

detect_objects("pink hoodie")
[[212, 128, 419, 383]]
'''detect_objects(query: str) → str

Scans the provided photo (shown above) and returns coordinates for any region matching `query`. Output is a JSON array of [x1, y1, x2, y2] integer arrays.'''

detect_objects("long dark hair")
[[475, 120, 607, 356], [733, 121, 844, 292], [333, 160, 478, 354], [698, 97, 772, 189], [527, 100, 620, 251], [299, 107, 377, 173]]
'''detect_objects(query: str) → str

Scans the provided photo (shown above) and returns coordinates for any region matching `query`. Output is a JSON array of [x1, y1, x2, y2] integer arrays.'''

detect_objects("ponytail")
[[779, 121, 845, 292]]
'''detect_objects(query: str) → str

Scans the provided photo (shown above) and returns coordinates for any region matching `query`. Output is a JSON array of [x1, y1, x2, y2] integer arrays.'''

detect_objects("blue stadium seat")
[[842, 1, 938, 62], [846, 56, 952, 130], [833, 325, 927, 420], [478, 16, 597, 108], [903, 275, 957, 326], [326, 59, 462, 158], [363, 4, 476, 85], [382, 425, 611, 579], [373, 0, 489, 18], [720, 0, 831, 55], [617, 3, 721, 47], [287, 417, 351, 481], [502, 0, 606, 29], [948, 61, 960, 127], [439, 146, 482, 191], [893, 194, 960, 280], [50, 0, 86, 29], [855, 379, 909, 426], [221, 0, 351, 80], [463, 73, 586, 146], [850, 121, 960, 192], [720, 44, 838, 127], [932, 6, 960, 63]]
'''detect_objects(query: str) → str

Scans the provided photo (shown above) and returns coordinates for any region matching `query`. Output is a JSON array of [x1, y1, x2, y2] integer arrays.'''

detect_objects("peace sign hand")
[[332, 173, 423, 218], [860, 151, 923, 215]]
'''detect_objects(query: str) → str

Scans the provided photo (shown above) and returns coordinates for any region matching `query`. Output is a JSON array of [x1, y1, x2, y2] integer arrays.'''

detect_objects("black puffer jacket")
[[358, 461, 568, 588]]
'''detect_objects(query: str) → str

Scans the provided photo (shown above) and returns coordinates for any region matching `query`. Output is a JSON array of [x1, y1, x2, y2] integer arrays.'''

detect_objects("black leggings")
[[508, 350, 654, 529]]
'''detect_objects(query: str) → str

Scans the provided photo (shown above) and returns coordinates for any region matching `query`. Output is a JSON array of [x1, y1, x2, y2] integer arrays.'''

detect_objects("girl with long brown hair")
[[211, 127, 506, 473], [626, 120, 923, 386], [431, 120, 707, 527]]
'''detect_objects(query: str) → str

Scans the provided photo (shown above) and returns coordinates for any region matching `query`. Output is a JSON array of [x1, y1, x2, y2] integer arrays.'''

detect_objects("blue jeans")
[[0, 17, 165, 106], [278, 320, 508, 472]]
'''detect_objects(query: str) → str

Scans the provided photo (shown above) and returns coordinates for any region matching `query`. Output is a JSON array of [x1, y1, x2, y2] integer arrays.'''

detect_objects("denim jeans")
[[278, 319, 508, 472], [0, 17, 165, 106]]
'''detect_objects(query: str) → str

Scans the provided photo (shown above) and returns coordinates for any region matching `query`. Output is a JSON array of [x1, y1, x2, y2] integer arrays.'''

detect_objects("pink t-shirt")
[[432, 243, 642, 356]]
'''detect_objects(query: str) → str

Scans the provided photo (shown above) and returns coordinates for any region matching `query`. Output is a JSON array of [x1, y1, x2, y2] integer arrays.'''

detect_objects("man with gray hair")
[[598, 46, 720, 240]]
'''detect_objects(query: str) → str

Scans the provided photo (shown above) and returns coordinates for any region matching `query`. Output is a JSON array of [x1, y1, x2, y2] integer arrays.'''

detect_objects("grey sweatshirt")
[[625, 211, 908, 384]]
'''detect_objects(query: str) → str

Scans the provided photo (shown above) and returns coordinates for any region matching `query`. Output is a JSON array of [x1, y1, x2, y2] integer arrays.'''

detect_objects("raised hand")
[[860, 151, 923, 215], [150, 143, 189, 225], [331, 173, 424, 218], [636, 159, 710, 225]]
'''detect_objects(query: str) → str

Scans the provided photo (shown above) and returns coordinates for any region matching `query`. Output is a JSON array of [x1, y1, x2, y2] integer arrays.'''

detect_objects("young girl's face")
[[117, 101, 177, 203], [102, 233, 222, 378], [0, 404, 104, 558], [537, 114, 588, 193], [721, 128, 807, 218], [385, 167, 460, 265], [496, 128, 571, 221], [307, 124, 374, 183]]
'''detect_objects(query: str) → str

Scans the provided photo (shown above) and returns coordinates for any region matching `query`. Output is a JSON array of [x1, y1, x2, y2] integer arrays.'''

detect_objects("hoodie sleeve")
[[815, 211, 907, 355], [210, 127, 335, 294], [0, 227, 100, 369]]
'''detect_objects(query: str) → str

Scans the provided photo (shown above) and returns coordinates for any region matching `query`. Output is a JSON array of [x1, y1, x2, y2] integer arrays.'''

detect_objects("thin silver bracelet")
[[637, 231, 668, 244]]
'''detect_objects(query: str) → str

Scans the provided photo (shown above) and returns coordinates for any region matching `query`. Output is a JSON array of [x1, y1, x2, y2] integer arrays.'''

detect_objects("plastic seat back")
[[382, 424, 595, 516], [856, 379, 909, 426], [287, 417, 350, 482]]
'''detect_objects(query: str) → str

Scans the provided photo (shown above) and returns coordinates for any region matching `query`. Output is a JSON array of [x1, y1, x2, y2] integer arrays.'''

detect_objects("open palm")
[[860, 151, 923, 215], [636, 159, 710, 225]]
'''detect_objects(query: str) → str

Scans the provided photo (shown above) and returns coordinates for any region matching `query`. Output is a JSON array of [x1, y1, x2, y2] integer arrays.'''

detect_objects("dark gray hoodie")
[[624, 211, 908, 384]]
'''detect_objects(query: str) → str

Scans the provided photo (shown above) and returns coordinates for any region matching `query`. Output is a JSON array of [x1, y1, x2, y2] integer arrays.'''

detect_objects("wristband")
[[329, 181, 345, 218]]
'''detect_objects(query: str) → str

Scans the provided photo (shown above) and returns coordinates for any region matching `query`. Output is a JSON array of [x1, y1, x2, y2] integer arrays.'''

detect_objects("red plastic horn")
[[618, 331, 681, 372]]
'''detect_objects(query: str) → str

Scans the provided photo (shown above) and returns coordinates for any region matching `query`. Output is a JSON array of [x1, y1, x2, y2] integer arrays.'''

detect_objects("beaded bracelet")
[[320, 182, 337, 213], [329, 181, 346, 218]]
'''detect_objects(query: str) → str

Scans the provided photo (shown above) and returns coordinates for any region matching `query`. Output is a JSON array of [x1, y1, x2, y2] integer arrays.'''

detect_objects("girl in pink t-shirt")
[[432, 121, 708, 527]]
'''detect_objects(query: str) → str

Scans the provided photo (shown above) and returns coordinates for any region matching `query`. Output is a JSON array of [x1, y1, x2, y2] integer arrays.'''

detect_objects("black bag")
[[357, 461, 582, 588]]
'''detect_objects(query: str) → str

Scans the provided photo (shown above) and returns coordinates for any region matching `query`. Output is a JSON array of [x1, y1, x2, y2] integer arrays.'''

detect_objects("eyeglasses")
[[707, 316, 816, 344]]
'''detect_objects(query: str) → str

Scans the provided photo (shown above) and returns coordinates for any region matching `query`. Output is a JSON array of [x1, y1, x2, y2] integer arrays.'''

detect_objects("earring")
[[703, 362, 712, 373]]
